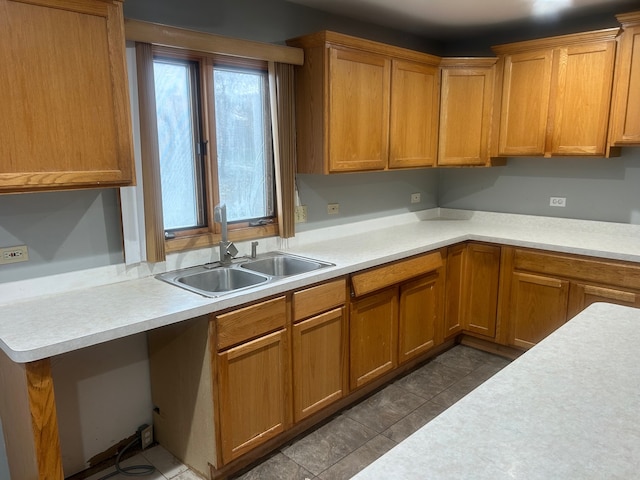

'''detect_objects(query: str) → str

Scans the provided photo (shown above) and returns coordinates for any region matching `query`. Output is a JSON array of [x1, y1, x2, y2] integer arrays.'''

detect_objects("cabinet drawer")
[[513, 248, 640, 290], [293, 278, 346, 322], [351, 251, 443, 297], [215, 296, 287, 350]]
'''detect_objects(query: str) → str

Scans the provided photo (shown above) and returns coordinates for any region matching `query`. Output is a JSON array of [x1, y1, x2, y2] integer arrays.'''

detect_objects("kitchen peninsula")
[[353, 302, 640, 479], [1, 209, 640, 478]]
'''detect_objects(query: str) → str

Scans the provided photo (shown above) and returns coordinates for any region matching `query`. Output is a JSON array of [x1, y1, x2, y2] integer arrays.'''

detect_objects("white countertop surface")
[[1, 208, 639, 363], [352, 302, 640, 480]]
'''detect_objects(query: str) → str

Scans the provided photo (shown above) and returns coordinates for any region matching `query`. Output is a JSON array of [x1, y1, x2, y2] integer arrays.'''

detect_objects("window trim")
[[136, 42, 285, 259]]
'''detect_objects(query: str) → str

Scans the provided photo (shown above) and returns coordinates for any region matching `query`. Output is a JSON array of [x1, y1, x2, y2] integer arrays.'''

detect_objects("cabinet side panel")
[[294, 46, 327, 173], [148, 318, 216, 475]]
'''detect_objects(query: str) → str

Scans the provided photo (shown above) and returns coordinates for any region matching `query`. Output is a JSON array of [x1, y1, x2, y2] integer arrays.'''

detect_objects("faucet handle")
[[251, 241, 259, 259], [226, 241, 239, 258]]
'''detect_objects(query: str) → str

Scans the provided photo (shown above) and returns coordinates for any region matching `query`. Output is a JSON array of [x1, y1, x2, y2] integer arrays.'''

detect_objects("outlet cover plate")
[[549, 197, 567, 207], [0, 245, 29, 265]]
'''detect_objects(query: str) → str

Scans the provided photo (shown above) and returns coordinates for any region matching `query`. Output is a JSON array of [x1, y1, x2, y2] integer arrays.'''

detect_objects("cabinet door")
[[550, 41, 616, 155], [398, 273, 441, 363], [439, 65, 495, 166], [444, 244, 466, 338], [292, 307, 346, 421], [508, 272, 569, 349], [328, 47, 390, 172], [217, 329, 289, 463], [350, 287, 398, 389], [498, 49, 553, 156], [609, 15, 640, 145], [464, 244, 501, 338], [567, 283, 640, 320], [389, 59, 439, 168], [0, 0, 134, 192]]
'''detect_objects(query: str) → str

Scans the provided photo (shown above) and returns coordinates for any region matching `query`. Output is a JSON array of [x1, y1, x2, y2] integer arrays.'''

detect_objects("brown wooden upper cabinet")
[[0, 0, 135, 193], [438, 58, 499, 167], [287, 31, 440, 173], [609, 11, 640, 146], [492, 28, 619, 158]]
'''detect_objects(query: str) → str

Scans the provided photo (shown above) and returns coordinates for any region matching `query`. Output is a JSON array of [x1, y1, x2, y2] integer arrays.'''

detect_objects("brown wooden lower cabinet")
[[507, 271, 570, 349], [213, 296, 290, 465], [398, 273, 441, 363], [498, 246, 640, 349], [145, 244, 640, 477], [349, 250, 445, 390], [350, 286, 399, 389], [463, 243, 501, 338], [216, 329, 289, 463], [568, 283, 640, 319], [444, 243, 466, 338], [292, 307, 345, 421], [444, 242, 501, 340], [291, 278, 348, 422]]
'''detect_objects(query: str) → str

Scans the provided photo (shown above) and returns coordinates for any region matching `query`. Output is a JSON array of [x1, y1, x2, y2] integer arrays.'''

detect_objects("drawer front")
[[513, 248, 640, 290], [351, 251, 443, 297], [293, 278, 346, 322], [215, 296, 287, 350]]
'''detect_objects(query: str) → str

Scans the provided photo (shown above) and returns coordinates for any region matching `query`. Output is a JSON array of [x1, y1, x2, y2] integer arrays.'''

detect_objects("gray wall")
[[0, 189, 123, 283], [296, 169, 439, 231], [438, 149, 640, 224]]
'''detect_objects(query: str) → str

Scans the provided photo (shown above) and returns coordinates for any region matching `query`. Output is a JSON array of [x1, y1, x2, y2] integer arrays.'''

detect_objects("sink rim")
[[157, 265, 269, 298], [240, 252, 334, 277], [156, 252, 334, 298]]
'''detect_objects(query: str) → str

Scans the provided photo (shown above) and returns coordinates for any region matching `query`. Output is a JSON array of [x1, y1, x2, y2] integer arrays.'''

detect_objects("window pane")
[[153, 60, 204, 231], [213, 67, 274, 223]]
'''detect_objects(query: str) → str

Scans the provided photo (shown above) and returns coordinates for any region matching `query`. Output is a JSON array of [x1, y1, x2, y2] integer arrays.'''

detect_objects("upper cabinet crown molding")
[[609, 11, 640, 146], [491, 27, 620, 54], [286, 30, 440, 66], [0, 0, 135, 193], [491, 27, 619, 158]]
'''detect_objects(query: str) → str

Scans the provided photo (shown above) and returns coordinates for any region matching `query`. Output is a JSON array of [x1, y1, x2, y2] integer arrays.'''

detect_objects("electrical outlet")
[[549, 197, 567, 207], [140, 424, 153, 449], [410, 193, 421, 204], [0, 245, 29, 265], [294, 205, 308, 223], [327, 203, 339, 215]]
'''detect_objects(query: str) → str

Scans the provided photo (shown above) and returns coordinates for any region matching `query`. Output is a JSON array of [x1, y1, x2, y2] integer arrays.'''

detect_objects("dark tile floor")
[[233, 345, 511, 480]]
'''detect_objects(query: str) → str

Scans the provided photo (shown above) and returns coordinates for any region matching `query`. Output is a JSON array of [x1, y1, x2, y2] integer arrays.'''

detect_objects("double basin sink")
[[157, 252, 334, 297]]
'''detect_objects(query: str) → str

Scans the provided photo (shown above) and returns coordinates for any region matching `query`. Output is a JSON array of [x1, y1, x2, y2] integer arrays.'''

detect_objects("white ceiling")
[[285, 0, 636, 37]]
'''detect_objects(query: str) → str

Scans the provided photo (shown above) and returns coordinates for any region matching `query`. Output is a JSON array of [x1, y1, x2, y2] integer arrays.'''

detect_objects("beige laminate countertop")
[[353, 302, 640, 479], [1, 208, 639, 363]]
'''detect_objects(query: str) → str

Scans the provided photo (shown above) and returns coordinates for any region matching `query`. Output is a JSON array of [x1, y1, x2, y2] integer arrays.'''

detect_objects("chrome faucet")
[[214, 203, 238, 266]]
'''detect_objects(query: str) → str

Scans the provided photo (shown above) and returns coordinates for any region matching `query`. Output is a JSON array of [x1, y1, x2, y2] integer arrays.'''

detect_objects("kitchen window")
[[132, 35, 297, 261], [140, 46, 278, 253]]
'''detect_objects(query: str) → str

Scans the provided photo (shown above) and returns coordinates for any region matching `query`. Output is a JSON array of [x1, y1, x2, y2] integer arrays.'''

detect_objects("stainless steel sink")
[[241, 253, 333, 277], [156, 252, 333, 297], [157, 266, 269, 297]]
